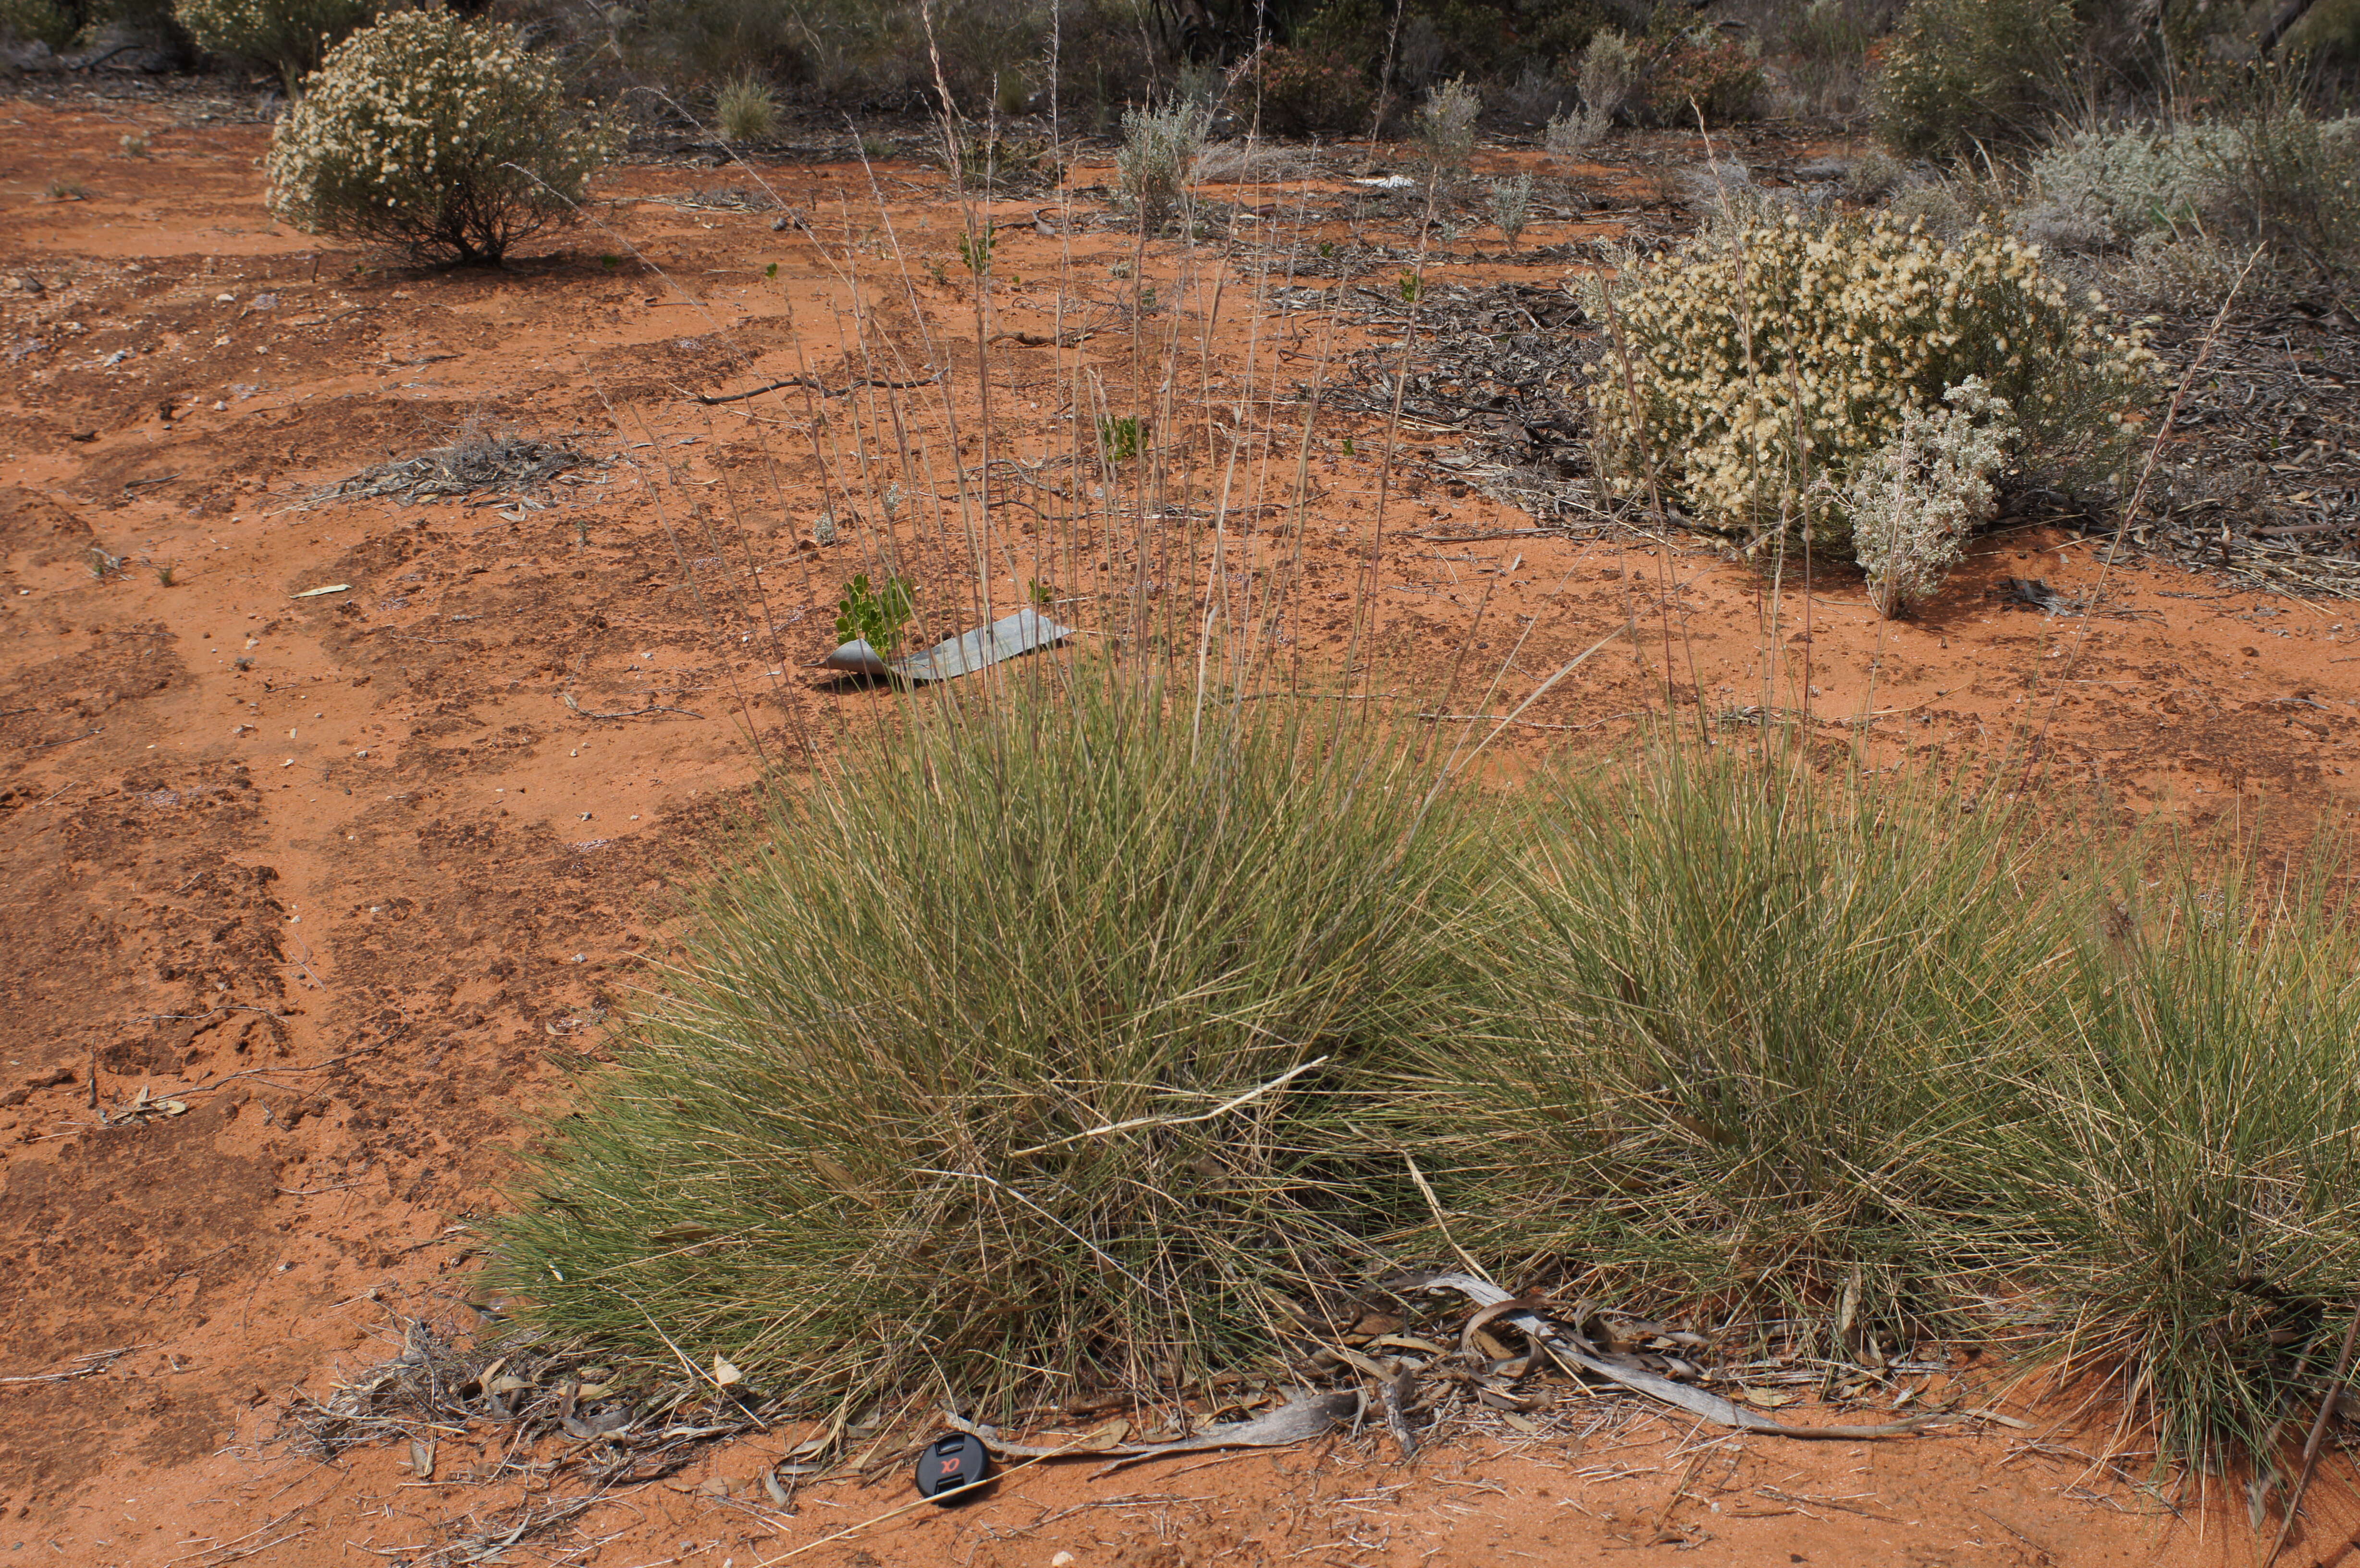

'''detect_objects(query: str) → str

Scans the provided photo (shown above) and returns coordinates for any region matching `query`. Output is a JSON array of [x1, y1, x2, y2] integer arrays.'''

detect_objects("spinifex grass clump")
[[2001, 858, 2360, 1477], [493, 674, 1505, 1417], [1426, 743, 2091, 1349]]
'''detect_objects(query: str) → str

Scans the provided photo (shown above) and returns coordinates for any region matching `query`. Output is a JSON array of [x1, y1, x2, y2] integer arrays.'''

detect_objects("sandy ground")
[[5, 83, 2360, 1568]]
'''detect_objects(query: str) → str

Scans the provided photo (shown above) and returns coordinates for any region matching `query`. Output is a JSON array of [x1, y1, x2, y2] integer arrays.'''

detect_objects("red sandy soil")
[[3, 86, 2360, 1568]]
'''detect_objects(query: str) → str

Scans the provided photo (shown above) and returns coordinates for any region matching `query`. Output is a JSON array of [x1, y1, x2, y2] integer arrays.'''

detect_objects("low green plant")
[[714, 70, 777, 144], [491, 676, 1504, 1414], [831, 571, 913, 656], [264, 11, 620, 265], [1487, 172, 1534, 247], [172, 0, 377, 96], [1397, 270, 1422, 303], [1097, 415, 1143, 462], [956, 226, 994, 276], [47, 179, 87, 201], [119, 133, 150, 159]]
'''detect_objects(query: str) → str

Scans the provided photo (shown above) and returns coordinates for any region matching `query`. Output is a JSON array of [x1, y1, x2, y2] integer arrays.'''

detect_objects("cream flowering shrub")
[[174, 0, 377, 96], [1582, 214, 2153, 555], [265, 10, 620, 265], [1847, 378, 2016, 619]]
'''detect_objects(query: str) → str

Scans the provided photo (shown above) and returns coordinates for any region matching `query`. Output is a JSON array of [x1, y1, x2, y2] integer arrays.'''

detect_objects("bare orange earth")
[[4, 88, 2360, 1568]]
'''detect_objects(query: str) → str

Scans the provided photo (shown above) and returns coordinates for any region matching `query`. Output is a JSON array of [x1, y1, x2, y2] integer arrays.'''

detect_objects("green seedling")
[[1398, 270, 1423, 303], [1098, 416, 1143, 463], [835, 572, 915, 659], [765, 262, 779, 279], [1342, 436, 1355, 456], [601, 254, 619, 270], [957, 228, 995, 276], [1028, 577, 1055, 608], [1318, 240, 1335, 258]]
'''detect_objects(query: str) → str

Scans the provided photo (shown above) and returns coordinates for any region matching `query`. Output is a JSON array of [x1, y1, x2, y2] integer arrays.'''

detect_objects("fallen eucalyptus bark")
[[947, 1390, 1359, 1474], [1398, 1272, 1962, 1441]]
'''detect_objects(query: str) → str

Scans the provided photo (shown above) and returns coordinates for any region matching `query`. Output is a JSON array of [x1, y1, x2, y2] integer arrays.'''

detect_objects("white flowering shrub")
[[173, 0, 376, 95], [1581, 215, 2154, 554], [1847, 378, 2016, 618], [265, 11, 620, 265]]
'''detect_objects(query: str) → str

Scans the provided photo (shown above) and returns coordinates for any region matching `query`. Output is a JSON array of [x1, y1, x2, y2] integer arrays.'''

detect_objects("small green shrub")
[[1256, 44, 1373, 137], [2016, 123, 2227, 253], [1873, 0, 2075, 159], [492, 677, 1503, 1413], [714, 70, 777, 144], [1487, 171, 1534, 246], [172, 0, 375, 94], [264, 11, 620, 265], [1582, 214, 2155, 555], [1115, 98, 1212, 230], [1846, 376, 2016, 618], [1413, 76, 1482, 186], [832, 571, 913, 656]]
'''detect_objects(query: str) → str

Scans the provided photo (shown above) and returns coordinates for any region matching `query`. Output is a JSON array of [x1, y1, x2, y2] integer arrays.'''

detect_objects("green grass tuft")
[[491, 672, 1509, 1419]]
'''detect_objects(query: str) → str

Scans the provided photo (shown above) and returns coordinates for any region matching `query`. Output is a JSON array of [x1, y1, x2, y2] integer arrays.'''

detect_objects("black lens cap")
[[914, 1431, 994, 1503]]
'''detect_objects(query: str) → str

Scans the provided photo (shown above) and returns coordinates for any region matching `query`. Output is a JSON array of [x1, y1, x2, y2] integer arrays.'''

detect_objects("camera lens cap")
[[914, 1431, 993, 1503]]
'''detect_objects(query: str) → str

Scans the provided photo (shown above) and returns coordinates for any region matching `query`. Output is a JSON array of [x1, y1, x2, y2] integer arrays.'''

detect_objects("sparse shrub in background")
[[2015, 105, 2360, 302], [1414, 75, 1482, 187], [1636, 30, 1763, 127], [2201, 105, 2360, 287], [1874, 0, 2075, 159], [1545, 23, 1634, 152], [0, 0, 197, 57], [1781, 0, 1892, 117], [2016, 122, 2226, 252], [1582, 215, 2154, 555], [265, 10, 620, 264], [1115, 98, 1212, 229], [173, 0, 375, 93], [714, 69, 777, 143], [1500, 61, 1572, 123], [1048, 0, 1158, 135], [1255, 42, 1373, 135], [1488, 171, 1534, 245], [1842, 147, 1915, 202], [492, 677, 1504, 1413], [1881, 176, 1978, 242], [0, 0, 77, 48], [614, 0, 813, 99], [119, 131, 149, 157], [1847, 377, 2016, 617]]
